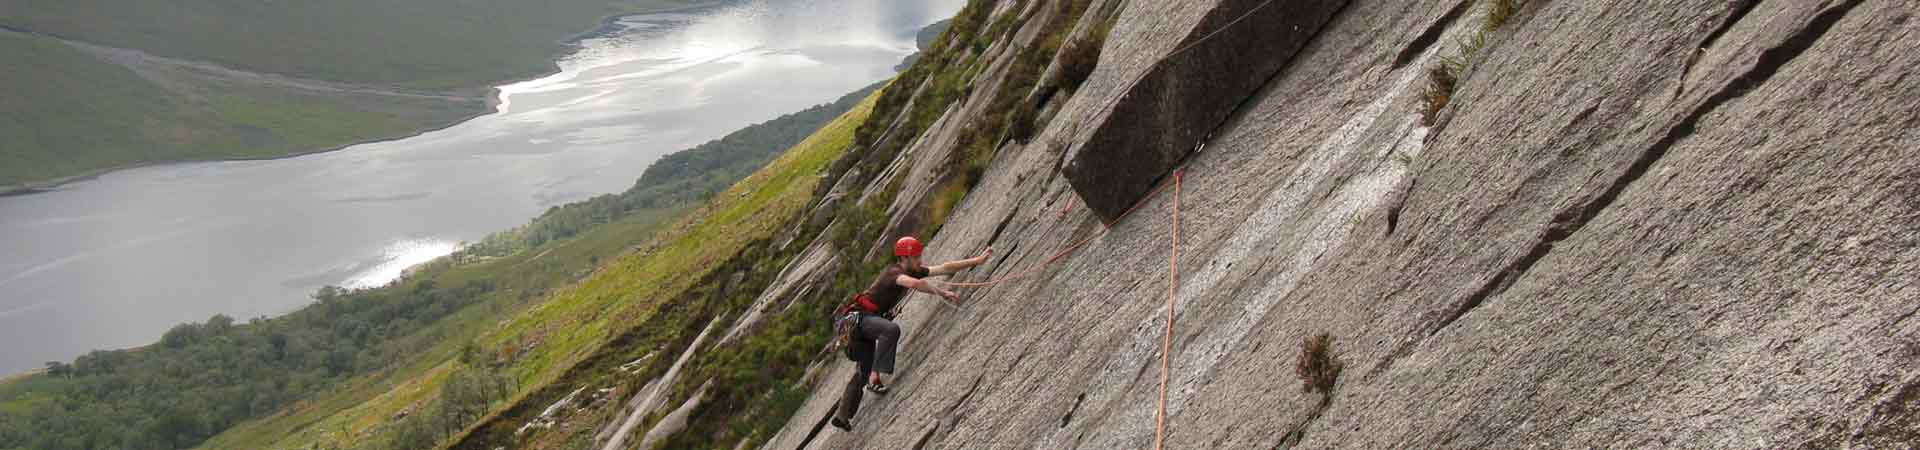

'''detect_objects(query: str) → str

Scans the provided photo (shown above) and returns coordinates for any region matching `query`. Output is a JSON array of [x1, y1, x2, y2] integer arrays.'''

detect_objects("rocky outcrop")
[[636, 379, 713, 450], [720, 240, 841, 347], [516, 387, 589, 436], [767, 0, 1920, 448], [599, 318, 719, 450], [1060, 0, 1349, 222]]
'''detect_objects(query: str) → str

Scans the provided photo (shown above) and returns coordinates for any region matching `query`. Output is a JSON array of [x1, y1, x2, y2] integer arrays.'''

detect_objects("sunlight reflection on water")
[[342, 239, 463, 289]]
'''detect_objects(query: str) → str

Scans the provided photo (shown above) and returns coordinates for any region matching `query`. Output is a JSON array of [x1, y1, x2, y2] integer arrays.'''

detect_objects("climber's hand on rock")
[[968, 247, 992, 266]]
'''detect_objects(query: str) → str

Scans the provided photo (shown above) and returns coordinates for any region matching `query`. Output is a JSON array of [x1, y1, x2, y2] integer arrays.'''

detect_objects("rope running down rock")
[[1155, 170, 1182, 450], [935, 0, 1281, 288], [931, 2, 1285, 448]]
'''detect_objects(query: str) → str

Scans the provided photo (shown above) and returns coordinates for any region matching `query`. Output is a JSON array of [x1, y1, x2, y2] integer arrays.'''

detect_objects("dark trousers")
[[837, 314, 900, 420]]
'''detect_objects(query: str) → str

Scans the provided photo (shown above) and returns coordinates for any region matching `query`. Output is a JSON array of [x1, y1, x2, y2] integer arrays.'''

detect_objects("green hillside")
[[0, 0, 708, 89], [0, 30, 482, 188], [0, 82, 878, 450], [449, 0, 1116, 446], [0, 31, 180, 185], [463, 82, 883, 258], [0, 0, 711, 190], [202, 85, 881, 450], [285, 2, 1071, 445]]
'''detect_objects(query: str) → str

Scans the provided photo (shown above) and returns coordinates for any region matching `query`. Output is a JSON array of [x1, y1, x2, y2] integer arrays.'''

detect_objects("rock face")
[[765, 0, 1920, 448], [1061, 0, 1349, 222]]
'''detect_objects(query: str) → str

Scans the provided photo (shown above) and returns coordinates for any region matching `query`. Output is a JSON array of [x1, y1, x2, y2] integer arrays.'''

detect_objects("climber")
[[831, 236, 990, 430]]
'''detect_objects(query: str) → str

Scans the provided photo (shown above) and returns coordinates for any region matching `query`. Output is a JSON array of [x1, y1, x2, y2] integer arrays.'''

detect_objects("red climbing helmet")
[[894, 236, 923, 257]]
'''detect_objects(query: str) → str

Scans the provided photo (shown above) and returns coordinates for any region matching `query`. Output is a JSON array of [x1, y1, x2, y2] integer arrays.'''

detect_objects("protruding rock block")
[[1063, 0, 1348, 222]]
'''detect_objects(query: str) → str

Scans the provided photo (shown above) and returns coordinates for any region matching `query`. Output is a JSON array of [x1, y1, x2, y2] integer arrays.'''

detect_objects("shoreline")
[[0, 0, 732, 198], [564, 1, 735, 44], [0, 368, 43, 384], [0, 104, 492, 197]]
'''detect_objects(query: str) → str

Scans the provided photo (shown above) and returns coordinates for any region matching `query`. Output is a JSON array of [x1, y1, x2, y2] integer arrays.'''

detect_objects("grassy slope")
[[622, 2, 1115, 447], [201, 89, 878, 450], [0, 75, 872, 450], [451, 90, 874, 448], [193, 210, 683, 450], [432, 4, 1019, 445], [446, 5, 1012, 441], [0, 207, 682, 449]]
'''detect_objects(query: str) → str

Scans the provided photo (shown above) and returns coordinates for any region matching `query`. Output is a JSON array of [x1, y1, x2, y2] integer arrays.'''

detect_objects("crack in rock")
[[1679, 0, 1764, 97], [1394, 0, 1475, 69], [1427, 0, 1867, 346]]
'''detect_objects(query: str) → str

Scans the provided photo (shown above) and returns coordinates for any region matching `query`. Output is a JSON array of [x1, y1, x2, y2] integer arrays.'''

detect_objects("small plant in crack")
[[1420, 31, 1485, 126], [1420, 65, 1458, 125], [1485, 0, 1521, 31], [1055, 15, 1114, 93], [1295, 333, 1343, 394], [1391, 147, 1416, 166], [1420, 0, 1517, 126]]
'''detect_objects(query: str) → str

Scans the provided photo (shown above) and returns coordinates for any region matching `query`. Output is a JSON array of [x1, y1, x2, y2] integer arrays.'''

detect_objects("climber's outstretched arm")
[[897, 275, 959, 302], [927, 247, 992, 276]]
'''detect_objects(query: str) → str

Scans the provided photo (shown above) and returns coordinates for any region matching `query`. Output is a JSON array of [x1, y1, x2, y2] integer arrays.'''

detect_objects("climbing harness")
[[829, 308, 860, 353], [829, 293, 880, 353]]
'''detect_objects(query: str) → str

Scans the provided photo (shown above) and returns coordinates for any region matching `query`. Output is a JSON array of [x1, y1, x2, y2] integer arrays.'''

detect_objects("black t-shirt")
[[864, 263, 930, 313]]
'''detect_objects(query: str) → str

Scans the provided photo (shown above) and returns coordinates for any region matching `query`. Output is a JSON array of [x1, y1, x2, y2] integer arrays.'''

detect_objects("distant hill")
[[0, 0, 711, 89], [0, 29, 482, 189], [0, 0, 712, 190]]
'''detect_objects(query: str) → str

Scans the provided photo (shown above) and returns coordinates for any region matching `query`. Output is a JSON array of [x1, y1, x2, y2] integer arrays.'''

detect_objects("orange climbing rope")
[[929, 170, 1186, 447], [938, 0, 1279, 291], [1154, 171, 1181, 450], [933, 170, 1181, 289], [925, 0, 1278, 444]]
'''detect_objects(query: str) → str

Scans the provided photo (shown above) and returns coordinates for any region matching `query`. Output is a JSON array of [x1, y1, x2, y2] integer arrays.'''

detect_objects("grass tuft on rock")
[[1420, 0, 1522, 126], [1295, 333, 1342, 394], [1486, 0, 1521, 30], [1055, 23, 1109, 93], [1420, 32, 1484, 125]]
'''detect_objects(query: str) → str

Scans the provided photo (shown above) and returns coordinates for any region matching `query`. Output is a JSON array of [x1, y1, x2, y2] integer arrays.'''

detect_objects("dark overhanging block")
[[1061, 0, 1349, 222]]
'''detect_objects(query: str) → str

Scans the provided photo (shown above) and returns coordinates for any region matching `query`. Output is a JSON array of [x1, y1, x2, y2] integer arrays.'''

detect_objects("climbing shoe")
[[830, 416, 854, 431], [865, 382, 889, 395]]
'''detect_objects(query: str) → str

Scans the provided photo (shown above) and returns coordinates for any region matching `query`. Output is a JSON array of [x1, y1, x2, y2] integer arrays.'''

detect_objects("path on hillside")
[[1, 25, 482, 101]]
